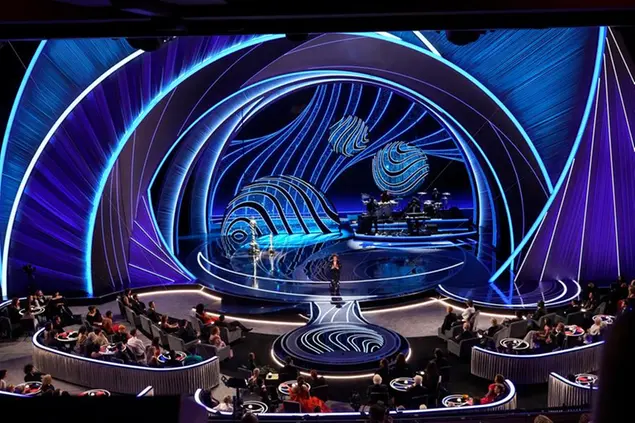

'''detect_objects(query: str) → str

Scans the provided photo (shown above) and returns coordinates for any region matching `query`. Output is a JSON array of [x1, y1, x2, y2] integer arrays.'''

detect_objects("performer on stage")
[[330, 254, 342, 296], [406, 196, 421, 213], [366, 197, 379, 234], [380, 190, 391, 202], [431, 188, 441, 202]]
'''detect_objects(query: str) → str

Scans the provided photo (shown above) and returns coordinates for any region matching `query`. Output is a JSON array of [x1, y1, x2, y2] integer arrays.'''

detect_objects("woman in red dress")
[[288, 377, 331, 413]]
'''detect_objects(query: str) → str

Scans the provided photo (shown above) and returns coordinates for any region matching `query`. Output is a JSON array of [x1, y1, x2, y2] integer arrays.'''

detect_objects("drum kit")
[[418, 191, 451, 218], [362, 190, 451, 220]]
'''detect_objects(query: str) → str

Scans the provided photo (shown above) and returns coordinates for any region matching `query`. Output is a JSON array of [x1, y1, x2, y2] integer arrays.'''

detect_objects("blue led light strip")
[[489, 27, 607, 283]]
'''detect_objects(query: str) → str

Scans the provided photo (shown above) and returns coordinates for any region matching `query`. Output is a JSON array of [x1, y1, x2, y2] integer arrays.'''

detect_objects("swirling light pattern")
[[372, 141, 430, 196], [328, 115, 370, 157]]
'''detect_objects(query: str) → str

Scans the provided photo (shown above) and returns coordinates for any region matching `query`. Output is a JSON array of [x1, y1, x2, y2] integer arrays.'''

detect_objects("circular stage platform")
[[272, 302, 410, 376]]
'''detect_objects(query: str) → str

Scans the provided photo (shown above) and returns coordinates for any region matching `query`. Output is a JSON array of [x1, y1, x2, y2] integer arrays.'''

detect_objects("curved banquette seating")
[[32, 328, 220, 395], [194, 380, 517, 420], [471, 342, 604, 384], [547, 373, 598, 408]]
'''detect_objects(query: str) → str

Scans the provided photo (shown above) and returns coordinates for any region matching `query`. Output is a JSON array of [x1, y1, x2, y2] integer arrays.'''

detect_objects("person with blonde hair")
[[533, 415, 553, 423], [41, 374, 55, 393], [213, 394, 233, 412]]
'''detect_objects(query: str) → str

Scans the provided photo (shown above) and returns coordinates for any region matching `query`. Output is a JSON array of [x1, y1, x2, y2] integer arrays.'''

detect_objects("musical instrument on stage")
[[377, 200, 397, 219]]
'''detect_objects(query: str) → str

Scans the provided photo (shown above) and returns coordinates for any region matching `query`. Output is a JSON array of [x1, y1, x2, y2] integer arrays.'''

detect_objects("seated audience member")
[[34, 290, 48, 308], [533, 415, 554, 423], [147, 348, 161, 368], [366, 374, 389, 404], [213, 395, 234, 412], [214, 314, 253, 334], [20, 305, 37, 327], [480, 383, 504, 404], [406, 374, 428, 400], [7, 297, 22, 324], [102, 310, 119, 335], [74, 326, 88, 354], [460, 300, 476, 322], [0, 369, 7, 391], [431, 348, 449, 370], [502, 311, 525, 330], [40, 374, 55, 393], [145, 301, 161, 324], [585, 316, 606, 343], [130, 293, 146, 314], [549, 322, 566, 350], [146, 337, 163, 364], [52, 315, 65, 333], [248, 368, 263, 390], [85, 336, 102, 359], [121, 289, 133, 308], [183, 352, 203, 365], [160, 314, 179, 334], [126, 328, 146, 361], [421, 362, 440, 395], [309, 369, 326, 388], [441, 306, 458, 332], [47, 292, 74, 323], [530, 300, 548, 322], [114, 342, 133, 364], [247, 352, 258, 371], [289, 376, 330, 413], [564, 299, 582, 316], [209, 326, 226, 347], [524, 319, 553, 349], [86, 306, 103, 326], [391, 353, 411, 378], [195, 303, 214, 325], [44, 329, 60, 348], [93, 328, 109, 347], [280, 356, 299, 380], [582, 291, 598, 312], [23, 364, 43, 382], [488, 374, 506, 391], [454, 322, 474, 341], [375, 358, 390, 386], [485, 318, 502, 337], [176, 319, 198, 343], [368, 403, 389, 423], [112, 325, 129, 344]]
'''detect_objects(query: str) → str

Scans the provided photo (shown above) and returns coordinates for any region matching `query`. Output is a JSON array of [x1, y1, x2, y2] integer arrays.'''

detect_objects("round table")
[[575, 373, 599, 386], [499, 337, 529, 351], [157, 351, 187, 365], [243, 400, 269, 414], [593, 314, 615, 325], [389, 377, 415, 392], [79, 389, 111, 397], [55, 331, 79, 343], [19, 306, 45, 316], [278, 381, 311, 397], [565, 325, 585, 337], [99, 343, 126, 355], [442, 394, 473, 407], [14, 382, 42, 396]]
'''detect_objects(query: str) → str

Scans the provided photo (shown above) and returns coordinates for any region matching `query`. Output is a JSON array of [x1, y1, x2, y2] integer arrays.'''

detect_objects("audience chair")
[[197, 343, 231, 361], [167, 333, 199, 353], [219, 325, 242, 345], [447, 334, 480, 359], [150, 323, 169, 347], [139, 315, 153, 336], [565, 311, 586, 326], [116, 299, 127, 320], [508, 319, 530, 339]]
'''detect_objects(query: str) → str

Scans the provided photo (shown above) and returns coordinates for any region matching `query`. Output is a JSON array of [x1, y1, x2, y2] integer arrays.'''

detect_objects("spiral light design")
[[372, 141, 430, 196]]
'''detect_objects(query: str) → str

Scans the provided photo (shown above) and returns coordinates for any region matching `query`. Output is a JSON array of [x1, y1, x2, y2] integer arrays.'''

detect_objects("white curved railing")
[[32, 328, 220, 395], [547, 373, 597, 408], [194, 379, 516, 420], [471, 342, 604, 384]]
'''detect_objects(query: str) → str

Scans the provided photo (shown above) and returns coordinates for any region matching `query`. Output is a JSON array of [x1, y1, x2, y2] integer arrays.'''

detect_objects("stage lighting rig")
[[444, 30, 487, 45]]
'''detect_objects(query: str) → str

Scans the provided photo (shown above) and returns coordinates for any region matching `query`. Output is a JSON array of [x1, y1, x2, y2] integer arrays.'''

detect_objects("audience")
[[127, 328, 146, 361], [23, 364, 43, 382], [485, 318, 502, 337], [441, 306, 458, 332], [146, 337, 163, 366], [93, 328, 109, 347], [564, 299, 582, 315], [530, 300, 548, 322], [146, 301, 161, 324], [391, 353, 411, 378], [214, 314, 252, 334], [431, 348, 449, 370], [112, 325, 129, 344], [480, 383, 504, 404], [176, 319, 198, 343], [74, 326, 89, 354], [0, 369, 7, 391], [309, 369, 326, 388], [213, 395, 233, 412], [40, 374, 55, 393], [86, 306, 103, 326], [454, 322, 474, 341], [280, 356, 299, 380], [101, 310, 117, 335], [367, 374, 390, 404], [375, 358, 390, 385], [161, 314, 179, 334], [130, 294, 146, 314], [460, 300, 476, 322], [7, 297, 21, 324]]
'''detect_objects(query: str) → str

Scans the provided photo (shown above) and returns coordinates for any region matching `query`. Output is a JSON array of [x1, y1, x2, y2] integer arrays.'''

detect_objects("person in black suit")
[[145, 301, 161, 324], [23, 364, 43, 382], [454, 322, 474, 341], [176, 319, 198, 343], [130, 294, 146, 314], [52, 316, 65, 333], [7, 297, 22, 324], [406, 374, 428, 405], [485, 318, 502, 337], [430, 348, 449, 370], [549, 322, 566, 351], [214, 314, 252, 333], [441, 306, 458, 332], [375, 359, 390, 386], [563, 299, 581, 316], [366, 374, 390, 405], [114, 342, 132, 364], [391, 353, 411, 379], [309, 369, 326, 388], [280, 356, 299, 380]]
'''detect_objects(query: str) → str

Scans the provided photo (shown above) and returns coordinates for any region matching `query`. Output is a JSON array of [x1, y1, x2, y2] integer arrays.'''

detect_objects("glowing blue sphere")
[[372, 141, 430, 196]]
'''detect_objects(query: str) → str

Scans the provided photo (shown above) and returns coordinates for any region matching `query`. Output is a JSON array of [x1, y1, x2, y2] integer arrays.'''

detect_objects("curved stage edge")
[[194, 379, 516, 420], [32, 328, 221, 395], [547, 373, 598, 408], [470, 342, 604, 385]]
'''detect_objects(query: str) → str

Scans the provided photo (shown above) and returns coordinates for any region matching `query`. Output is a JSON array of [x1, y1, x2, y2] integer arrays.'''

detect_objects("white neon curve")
[[412, 31, 442, 57], [604, 57, 621, 277], [1, 49, 145, 297], [129, 263, 175, 282], [539, 160, 575, 282], [578, 78, 602, 281], [608, 28, 635, 86], [606, 35, 635, 151]]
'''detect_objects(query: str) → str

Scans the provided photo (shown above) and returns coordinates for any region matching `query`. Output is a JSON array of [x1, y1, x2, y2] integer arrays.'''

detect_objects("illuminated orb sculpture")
[[221, 175, 340, 249], [328, 115, 370, 157], [372, 141, 430, 196]]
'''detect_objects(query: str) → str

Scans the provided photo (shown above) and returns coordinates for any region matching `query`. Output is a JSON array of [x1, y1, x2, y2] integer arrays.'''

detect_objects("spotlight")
[[285, 33, 309, 43], [124, 36, 176, 52], [444, 30, 486, 46]]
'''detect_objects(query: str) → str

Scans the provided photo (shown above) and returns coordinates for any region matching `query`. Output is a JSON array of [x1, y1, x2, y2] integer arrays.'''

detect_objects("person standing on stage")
[[330, 254, 342, 296], [366, 197, 379, 234], [431, 188, 441, 202]]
